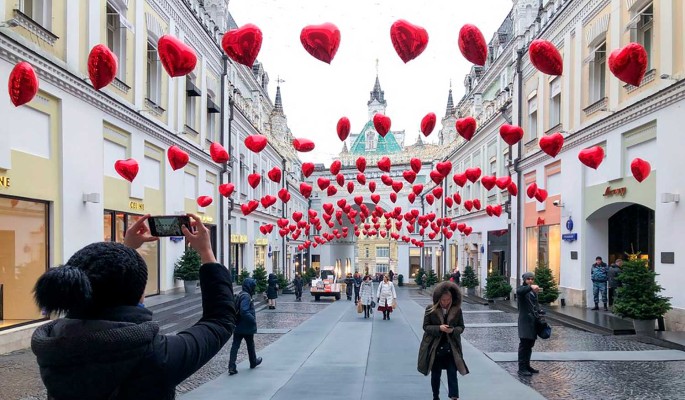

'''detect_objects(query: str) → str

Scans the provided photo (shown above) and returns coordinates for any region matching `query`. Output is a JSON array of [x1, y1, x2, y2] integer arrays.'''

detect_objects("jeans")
[[518, 338, 536, 370], [431, 355, 459, 398], [295, 287, 302, 300], [608, 287, 617, 306], [593, 281, 608, 304], [362, 304, 370, 318], [229, 333, 257, 368]]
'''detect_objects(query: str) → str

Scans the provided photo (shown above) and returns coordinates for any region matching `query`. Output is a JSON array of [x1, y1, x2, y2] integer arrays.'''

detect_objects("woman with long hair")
[[376, 274, 397, 320], [417, 281, 469, 400], [358, 275, 374, 319]]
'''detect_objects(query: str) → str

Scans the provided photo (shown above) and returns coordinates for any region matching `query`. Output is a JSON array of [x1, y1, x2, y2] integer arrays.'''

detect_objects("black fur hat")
[[34, 242, 148, 315]]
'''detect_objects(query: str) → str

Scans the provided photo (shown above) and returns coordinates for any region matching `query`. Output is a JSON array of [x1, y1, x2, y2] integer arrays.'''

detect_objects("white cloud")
[[230, 0, 513, 165]]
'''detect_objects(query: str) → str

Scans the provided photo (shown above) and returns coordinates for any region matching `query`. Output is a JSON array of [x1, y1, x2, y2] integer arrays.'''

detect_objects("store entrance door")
[[608, 204, 655, 269]]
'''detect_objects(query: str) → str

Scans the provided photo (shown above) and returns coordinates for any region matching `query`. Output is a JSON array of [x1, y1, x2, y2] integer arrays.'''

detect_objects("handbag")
[[392, 299, 398, 309], [371, 300, 376, 308], [357, 302, 363, 314], [529, 295, 552, 339]]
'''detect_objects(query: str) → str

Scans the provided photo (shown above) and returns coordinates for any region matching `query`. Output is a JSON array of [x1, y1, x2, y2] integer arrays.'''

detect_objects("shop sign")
[[0, 176, 10, 188], [255, 238, 268, 246], [200, 215, 214, 224], [562, 233, 578, 242], [231, 234, 248, 244], [603, 186, 627, 197], [129, 201, 145, 211]]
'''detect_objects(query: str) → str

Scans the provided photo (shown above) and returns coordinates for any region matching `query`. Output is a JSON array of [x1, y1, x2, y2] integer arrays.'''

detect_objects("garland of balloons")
[[6, 17, 653, 250]]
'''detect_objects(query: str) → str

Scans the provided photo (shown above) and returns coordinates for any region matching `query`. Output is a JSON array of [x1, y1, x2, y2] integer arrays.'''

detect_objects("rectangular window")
[[184, 172, 197, 199], [206, 94, 217, 142], [549, 78, 561, 128], [142, 156, 161, 190], [528, 97, 538, 141], [185, 75, 198, 131], [240, 155, 247, 194], [376, 246, 389, 257], [146, 41, 161, 104], [106, 3, 126, 81], [104, 139, 127, 179], [20, 0, 53, 30], [376, 263, 389, 274], [637, 4, 653, 70]]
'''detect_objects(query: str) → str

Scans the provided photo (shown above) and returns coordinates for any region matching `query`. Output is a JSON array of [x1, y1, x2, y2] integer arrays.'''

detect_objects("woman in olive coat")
[[417, 281, 469, 400]]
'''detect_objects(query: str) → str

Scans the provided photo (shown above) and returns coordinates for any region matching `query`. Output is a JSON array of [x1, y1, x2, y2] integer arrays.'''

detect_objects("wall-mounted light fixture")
[[82, 193, 101, 203], [661, 193, 680, 203]]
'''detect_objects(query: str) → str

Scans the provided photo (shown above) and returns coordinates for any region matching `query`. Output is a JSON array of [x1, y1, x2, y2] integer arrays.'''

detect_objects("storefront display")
[[525, 224, 561, 283]]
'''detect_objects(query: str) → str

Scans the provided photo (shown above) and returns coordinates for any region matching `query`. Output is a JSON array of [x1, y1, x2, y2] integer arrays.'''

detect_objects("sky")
[[230, 0, 513, 166]]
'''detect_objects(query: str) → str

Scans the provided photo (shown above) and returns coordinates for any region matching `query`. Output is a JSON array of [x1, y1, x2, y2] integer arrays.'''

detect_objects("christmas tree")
[[485, 271, 512, 299], [173, 248, 201, 281], [426, 269, 438, 287], [252, 264, 268, 294], [534, 261, 560, 304], [461, 266, 479, 289], [613, 257, 671, 320], [237, 269, 250, 285], [414, 268, 426, 286]]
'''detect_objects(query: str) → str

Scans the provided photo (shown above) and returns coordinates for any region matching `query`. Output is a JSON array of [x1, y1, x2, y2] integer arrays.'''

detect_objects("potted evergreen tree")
[[534, 261, 561, 304], [462, 266, 479, 296], [414, 268, 426, 287], [174, 248, 201, 295], [485, 271, 512, 301], [426, 269, 438, 287], [252, 264, 268, 294], [613, 257, 671, 337], [237, 269, 250, 285]]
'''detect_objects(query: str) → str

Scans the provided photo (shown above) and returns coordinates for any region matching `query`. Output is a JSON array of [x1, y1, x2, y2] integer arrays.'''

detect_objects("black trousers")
[[608, 287, 617, 306], [229, 333, 257, 368], [518, 338, 536, 370], [354, 286, 360, 302], [362, 304, 370, 317], [431, 355, 459, 398], [295, 287, 302, 300]]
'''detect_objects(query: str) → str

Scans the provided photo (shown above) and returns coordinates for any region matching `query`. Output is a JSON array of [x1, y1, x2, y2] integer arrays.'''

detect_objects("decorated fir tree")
[[461, 266, 479, 289], [252, 264, 268, 294], [613, 257, 671, 320], [426, 269, 438, 287], [173, 248, 201, 281], [485, 271, 512, 299], [533, 261, 560, 304], [414, 268, 426, 286], [237, 269, 250, 285]]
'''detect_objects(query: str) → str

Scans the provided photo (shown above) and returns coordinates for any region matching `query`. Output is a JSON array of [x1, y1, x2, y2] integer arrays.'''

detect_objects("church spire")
[[445, 82, 454, 116], [341, 141, 349, 153], [274, 76, 285, 113]]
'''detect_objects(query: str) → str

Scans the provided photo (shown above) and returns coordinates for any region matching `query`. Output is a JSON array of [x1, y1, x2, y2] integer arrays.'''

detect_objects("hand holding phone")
[[123, 214, 159, 249], [148, 215, 191, 237], [182, 214, 216, 264]]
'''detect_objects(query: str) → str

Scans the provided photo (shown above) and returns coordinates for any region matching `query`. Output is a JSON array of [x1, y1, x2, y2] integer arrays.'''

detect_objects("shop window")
[[0, 197, 48, 328], [525, 225, 560, 284], [146, 41, 161, 105], [106, 3, 127, 82], [254, 245, 266, 268]]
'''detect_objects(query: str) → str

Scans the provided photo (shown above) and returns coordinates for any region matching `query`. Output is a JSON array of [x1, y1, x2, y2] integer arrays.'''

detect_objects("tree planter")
[[183, 280, 198, 295], [633, 319, 656, 337], [467, 288, 476, 296]]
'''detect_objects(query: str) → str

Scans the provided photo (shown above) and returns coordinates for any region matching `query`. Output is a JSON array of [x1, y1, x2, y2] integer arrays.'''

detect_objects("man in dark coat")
[[293, 273, 304, 301], [517, 271, 541, 377], [591, 256, 609, 311], [344, 273, 354, 300], [31, 214, 236, 399], [266, 273, 279, 309], [228, 278, 262, 375], [607, 258, 623, 309], [353, 272, 363, 304]]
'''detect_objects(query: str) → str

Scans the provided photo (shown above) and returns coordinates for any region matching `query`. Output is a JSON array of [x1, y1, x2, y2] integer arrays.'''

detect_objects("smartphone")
[[148, 215, 191, 237]]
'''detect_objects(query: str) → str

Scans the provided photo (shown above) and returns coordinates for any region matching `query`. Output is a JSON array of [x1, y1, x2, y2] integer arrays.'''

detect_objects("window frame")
[[106, 3, 126, 82], [146, 40, 162, 104]]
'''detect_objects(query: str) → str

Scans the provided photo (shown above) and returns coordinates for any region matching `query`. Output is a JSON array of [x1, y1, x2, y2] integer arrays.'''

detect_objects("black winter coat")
[[517, 284, 541, 340], [31, 263, 236, 399], [266, 274, 279, 299], [235, 279, 257, 335]]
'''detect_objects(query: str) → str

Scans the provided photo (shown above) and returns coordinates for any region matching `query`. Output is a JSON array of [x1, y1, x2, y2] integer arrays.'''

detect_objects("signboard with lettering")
[[603, 186, 627, 197], [0, 176, 10, 188], [230, 234, 248, 244], [129, 201, 145, 211], [562, 233, 578, 242], [255, 238, 268, 246]]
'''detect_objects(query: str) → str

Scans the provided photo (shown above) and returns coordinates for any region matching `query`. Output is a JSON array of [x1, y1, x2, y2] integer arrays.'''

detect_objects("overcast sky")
[[230, 0, 513, 166]]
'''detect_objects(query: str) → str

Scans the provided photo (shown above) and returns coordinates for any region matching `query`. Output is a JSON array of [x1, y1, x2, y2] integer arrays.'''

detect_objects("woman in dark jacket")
[[228, 278, 261, 375], [417, 281, 469, 400], [517, 271, 541, 376], [31, 214, 236, 399], [266, 273, 279, 309], [293, 273, 304, 301]]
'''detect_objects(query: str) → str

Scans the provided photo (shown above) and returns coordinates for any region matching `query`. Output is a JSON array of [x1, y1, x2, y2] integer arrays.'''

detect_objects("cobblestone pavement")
[[0, 293, 326, 400]]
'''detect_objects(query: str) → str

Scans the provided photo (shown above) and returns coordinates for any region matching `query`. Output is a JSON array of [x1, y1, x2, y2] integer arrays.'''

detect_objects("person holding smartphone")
[[31, 214, 236, 399], [517, 272, 541, 376]]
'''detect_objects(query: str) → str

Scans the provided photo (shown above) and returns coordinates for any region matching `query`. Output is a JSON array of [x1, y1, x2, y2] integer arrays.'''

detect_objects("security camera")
[[552, 200, 563, 207]]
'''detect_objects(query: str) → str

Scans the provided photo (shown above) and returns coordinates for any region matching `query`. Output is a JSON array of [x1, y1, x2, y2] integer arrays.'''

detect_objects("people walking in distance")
[[421, 273, 428, 290], [376, 274, 397, 320], [353, 271, 363, 304], [591, 256, 609, 311], [389, 269, 395, 282], [607, 258, 623, 310], [451, 269, 461, 285], [345, 272, 354, 301], [417, 281, 469, 400], [31, 214, 236, 399], [267, 273, 279, 310], [228, 278, 262, 375], [293, 273, 304, 302], [359, 275, 375, 319], [517, 272, 541, 377]]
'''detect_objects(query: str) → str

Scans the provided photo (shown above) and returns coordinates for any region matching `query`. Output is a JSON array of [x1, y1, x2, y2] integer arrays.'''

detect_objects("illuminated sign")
[[0, 176, 10, 188], [129, 201, 145, 210]]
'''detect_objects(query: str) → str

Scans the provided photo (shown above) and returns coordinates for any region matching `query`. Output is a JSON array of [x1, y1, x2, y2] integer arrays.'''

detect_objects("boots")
[[604, 303, 609, 311], [228, 365, 238, 375], [527, 363, 539, 373], [250, 357, 262, 369], [591, 303, 599, 311]]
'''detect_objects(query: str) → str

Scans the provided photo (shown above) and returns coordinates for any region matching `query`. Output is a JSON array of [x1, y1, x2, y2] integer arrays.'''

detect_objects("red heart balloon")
[[492, 205, 503, 217], [539, 132, 564, 157], [389, 192, 398, 203], [392, 181, 404, 193], [481, 175, 496, 191], [369, 181, 377, 193], [373, 113, 392, 137], [293, 138, 315, 152], [381, 174, 393, 186], [261, 195, 277, 209], [293, 211, 303, 222], [327, 185, 338, 196], [8, 62, 39, 107], [167, 145, 189, 170], [197, 196, 213, 207], [245, 134, 268, 153], [445, 197, 454, 208], [456, 117, 477, 141], [608, 43, 648, 87], [535, 189, 548, 203], [114, 159, 139, 182], [354, 196, 364, 206], [357, 173, 366, 185], [578, 146, 605, 169], [157, 35, 197, 77], [88, 44, 118, 90], [458, 24, 487, 66], [408, 193, 416, 204], [457, 223, 466, 232], [259, 225, 268, 235], [219, 183, 235, 197], [463, 226, 473, 236], [336, 173, 345, 187], [378, 156, 392, 172], [426, 194, 435, 205], [410, 158, 422, 174], [432, 187, 443, 199], [500, 124, 524, 146], [267, 167, 282, 183], [210, 142, 229, 163], [403, 170, 417, 184], [346, 181, 355, 194], [429, 170, 443, 185], [630, 158, 651, 183], [371, 194, 381, 204], [464, 200, 472, 211], [302, 162, 315, 178], [248, 173, 261, 189], [453, 193, 462, 205], [337, 117, 351, 141], [507, 182, 518, 197], [300, 23, 340, 64], [221, 23, 262, 67], [420, 112, 436, 136], [473, 199, 481, 210], [317, 177, 330, 191], [356, 156, 367, 173], [526, 183, 538, 199], [495, 176, 512, 190], [453, 173, 467, 187], [390, 19, 429, 63], [436, 161, 452, 177], [486, 205, 493, 217], [529, 39, 563, 76], [465, 167, 481, 183], [412, 184, 424, 195]]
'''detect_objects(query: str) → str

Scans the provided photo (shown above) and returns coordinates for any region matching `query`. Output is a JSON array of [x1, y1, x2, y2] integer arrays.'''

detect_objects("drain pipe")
[[514, 48, 524, 289], [219, 54, 229, 267], [281, 157, 287, 278]]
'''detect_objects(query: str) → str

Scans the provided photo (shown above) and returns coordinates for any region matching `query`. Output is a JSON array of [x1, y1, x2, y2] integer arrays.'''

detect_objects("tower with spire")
[[438, 83, 458, 147]]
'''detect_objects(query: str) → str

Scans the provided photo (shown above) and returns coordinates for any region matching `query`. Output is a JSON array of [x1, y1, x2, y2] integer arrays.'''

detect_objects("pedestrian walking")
[[228, 278, 262, 375], [293, 273, 304, 302], [30, 214, 236, 399], [345, 273, 354, 300], [267, 273, 279, 310], [417, 281, 469, 400], [376, 274, 397, 320], [451, 269, 461, 285], [353, 271, 363, 304], [517, 272, 542, 376], [359, 275, 375, 319], [591, 256, 609, 311], [607, 258, 623, 309]]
